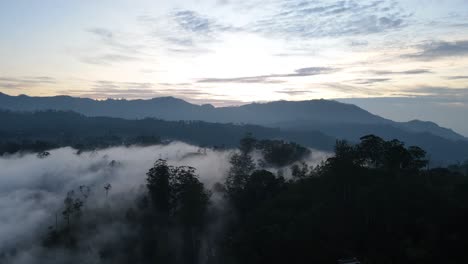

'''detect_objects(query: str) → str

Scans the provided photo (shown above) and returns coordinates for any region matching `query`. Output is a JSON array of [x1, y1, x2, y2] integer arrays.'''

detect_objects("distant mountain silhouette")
[[397, 120, 466, 141], [1, 92, 465, 139], [0, 92, 389, 124], [1, 92, 467, 163]]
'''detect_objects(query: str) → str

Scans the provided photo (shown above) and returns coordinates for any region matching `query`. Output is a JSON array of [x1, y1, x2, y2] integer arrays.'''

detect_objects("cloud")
[[404, 40, 468, 60], [172, 10, 217, 34], [140, 0, 409, 54], [349, 40, 369, 47], [273, 51, 317, 57], [61, 81, 213, 100], [158, 82, 193, 87], [86, 27, 143, 54], [166, 47, 213, 54], [197, 76, 285, 84], [0, 76, 56, 90], [157, 88, 213, 96], [197, 67, 338, 83], [87, 28, 114, 41], [405, 86, 468, 99], [276, 89, 315, 95], [65, 90, 158, 99], [93, 80, 154, 90], [250, 0, 410, 39], [169, 9, 240, 36], [446, 75, 468, 80], [80, 54, 139, 65], [450, 22, 468, 28], [81, 28, 146, 65], [352, 78, 392, 85], [372, 69, 432, 75], [61, 81, 159, 99], [130, 1, 410, 57], [341, 85, 468, 102], [323, 82, 385, 95], [291, 67, 336, 76], [139, 10, 239, 54]]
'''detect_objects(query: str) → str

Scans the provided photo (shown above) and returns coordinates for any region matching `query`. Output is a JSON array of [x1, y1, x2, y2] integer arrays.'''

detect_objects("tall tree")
[[146, 159, 172, 214]]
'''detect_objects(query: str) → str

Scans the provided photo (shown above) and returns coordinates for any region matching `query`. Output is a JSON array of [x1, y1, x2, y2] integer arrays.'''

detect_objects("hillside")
[[0, 110, 335, 153], [0, 110, 467, 163], [1, 93, 465, 143]]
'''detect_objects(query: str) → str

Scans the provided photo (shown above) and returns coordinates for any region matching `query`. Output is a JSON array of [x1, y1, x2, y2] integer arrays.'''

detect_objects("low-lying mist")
[[0, 142, 330, 264]]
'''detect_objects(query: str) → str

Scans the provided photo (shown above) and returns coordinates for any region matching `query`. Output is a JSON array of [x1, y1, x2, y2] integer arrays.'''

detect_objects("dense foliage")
[[221, 135, 468, 264]]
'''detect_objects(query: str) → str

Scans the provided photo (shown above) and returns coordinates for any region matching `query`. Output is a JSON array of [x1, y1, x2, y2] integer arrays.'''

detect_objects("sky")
[[1, 0, 468, 134]]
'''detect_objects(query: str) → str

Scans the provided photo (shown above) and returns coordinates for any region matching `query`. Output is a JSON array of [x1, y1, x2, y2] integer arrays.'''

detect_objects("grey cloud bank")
[[405, 40, 468, 60]]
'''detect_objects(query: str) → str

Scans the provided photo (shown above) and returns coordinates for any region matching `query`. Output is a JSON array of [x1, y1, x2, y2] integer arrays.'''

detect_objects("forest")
[[0, 110, 335, 155], [2, 134, 468, 264], [2, 109, 468, 164]]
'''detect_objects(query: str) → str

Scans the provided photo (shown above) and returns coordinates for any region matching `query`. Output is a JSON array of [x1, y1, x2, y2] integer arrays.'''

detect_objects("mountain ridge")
[[0, 109, 467, 164], [0, 92, 466, 145]]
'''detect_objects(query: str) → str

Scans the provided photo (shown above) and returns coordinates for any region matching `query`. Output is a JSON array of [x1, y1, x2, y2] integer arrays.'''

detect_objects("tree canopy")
[[12, 134, 468, 264]]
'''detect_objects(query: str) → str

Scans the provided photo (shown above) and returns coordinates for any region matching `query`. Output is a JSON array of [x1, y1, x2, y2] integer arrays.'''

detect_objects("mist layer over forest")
[[0, 141, 328, 263]]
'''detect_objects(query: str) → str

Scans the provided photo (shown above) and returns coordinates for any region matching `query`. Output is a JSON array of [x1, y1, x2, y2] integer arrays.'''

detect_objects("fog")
[[0, 142, 330, 263]]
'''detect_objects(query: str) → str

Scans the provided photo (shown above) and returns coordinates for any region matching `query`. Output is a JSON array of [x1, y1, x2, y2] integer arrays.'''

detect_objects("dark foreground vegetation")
[[4, 134, 467, 264]]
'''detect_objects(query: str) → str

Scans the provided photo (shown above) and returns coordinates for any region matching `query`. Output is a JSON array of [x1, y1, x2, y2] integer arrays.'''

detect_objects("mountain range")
[[0, 92, 467, 163]]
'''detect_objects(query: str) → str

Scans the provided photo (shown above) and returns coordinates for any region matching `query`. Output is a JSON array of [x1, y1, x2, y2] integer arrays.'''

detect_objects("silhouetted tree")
[[291, 161, 310, 179], [104, 183, 112, 197], [62, 190, 84, 228], [145, 159, 210, 264], [172, 166, 210, 264], [37, 151, 50, 159], [146, 159, 172, 215]]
